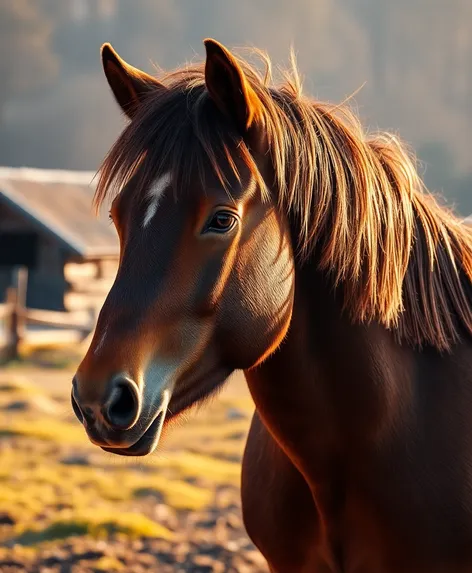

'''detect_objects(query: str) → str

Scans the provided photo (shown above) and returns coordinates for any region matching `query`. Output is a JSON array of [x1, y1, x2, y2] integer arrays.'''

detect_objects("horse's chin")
[[101, 410, 165, 457]]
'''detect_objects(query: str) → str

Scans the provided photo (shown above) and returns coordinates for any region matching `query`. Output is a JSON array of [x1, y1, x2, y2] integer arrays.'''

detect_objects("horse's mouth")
[[101, 410, 165, 457]]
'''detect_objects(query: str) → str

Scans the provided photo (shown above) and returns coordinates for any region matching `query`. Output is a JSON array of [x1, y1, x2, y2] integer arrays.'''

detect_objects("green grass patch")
[[11, 509, 173, 546]]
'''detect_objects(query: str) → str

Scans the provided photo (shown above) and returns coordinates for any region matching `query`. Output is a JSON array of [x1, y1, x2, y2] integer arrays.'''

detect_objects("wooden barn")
[[0, 167, 119, 317]]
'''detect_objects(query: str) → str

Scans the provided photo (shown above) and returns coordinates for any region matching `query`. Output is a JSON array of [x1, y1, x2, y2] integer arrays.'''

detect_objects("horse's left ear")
[[203, 39, 263, 135], [101, 43, 166, 119]]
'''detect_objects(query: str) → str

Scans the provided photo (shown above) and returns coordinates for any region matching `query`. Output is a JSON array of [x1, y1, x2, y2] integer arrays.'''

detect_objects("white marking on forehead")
[[143, 172, 172, 228]]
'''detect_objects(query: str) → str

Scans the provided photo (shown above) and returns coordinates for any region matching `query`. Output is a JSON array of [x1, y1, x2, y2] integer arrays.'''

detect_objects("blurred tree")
[[41, 0, 114, 76], [0, 0, 58, 120], [112, 0, 183, 70], [0, 0, 470, 214]]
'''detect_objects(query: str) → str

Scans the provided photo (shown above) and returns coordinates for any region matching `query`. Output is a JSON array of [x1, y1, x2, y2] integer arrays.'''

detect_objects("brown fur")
[[73, 39, 472, 573], [95, 48, 472, 352]]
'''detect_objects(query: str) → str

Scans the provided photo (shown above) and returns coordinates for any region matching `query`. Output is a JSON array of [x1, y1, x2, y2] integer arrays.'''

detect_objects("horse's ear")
[[101, 43, 166, 119], [203, 38, 263, 135]]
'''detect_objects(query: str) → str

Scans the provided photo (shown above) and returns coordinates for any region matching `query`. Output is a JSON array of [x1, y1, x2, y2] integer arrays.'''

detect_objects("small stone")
[[131, 539, 144, 551], [95, 540, 109, 552], [75, 550, 106, 561], [192, 554, 224, 573], [226, 540, 239, 552], [196, 517, 218, 529], [133, 487, 164, 502], [153, 504, 178, 529], [136, 552, 156, 566], [155, 551, 176, 565], [0, 559, 24, 568], [0, 512, 16, 525], [198, 543, 224, 560], [60, 454, 90, 466], [224, 512, 241, 529], [4, 400, 29, 411], [41, 554, 63, 567]]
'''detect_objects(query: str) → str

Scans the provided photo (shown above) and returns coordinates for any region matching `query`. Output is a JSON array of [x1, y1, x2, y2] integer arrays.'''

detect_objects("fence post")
[[4, 287, 19, 361], [4, 267, 28, 361]]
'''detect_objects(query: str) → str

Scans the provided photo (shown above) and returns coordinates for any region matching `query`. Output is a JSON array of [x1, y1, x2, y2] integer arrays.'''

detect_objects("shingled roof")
[[0, 167, 119, 258]]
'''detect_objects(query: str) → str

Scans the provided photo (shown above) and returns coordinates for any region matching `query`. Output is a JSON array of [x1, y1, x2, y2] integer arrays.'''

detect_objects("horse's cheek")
[[219, 219, 295, 368]]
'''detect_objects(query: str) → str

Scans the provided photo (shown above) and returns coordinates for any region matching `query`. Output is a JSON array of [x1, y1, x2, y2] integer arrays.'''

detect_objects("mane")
[[95, 49, 472, 352]]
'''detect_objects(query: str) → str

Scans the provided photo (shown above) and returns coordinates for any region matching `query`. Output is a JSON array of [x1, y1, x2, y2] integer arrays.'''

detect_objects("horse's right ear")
[[101, 43, 166, 119], [203, 39, 263, 135]]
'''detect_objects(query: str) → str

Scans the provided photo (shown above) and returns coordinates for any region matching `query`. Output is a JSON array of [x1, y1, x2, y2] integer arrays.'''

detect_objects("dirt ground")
[[0, 359, 269, 572]]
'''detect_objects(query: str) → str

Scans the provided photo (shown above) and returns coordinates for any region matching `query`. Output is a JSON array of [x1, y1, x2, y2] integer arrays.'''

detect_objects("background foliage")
[[1, 0, 471, 212]]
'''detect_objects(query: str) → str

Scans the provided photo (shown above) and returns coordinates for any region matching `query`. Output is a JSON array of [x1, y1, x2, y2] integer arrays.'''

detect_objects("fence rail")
[[0, 267, 95, 361], [26, 308, 93, 331], [0, 303, 10, 320]]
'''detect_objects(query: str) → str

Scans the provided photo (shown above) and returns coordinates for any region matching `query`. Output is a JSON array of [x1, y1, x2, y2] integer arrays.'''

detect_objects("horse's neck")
[[244, 261, 413, 479]]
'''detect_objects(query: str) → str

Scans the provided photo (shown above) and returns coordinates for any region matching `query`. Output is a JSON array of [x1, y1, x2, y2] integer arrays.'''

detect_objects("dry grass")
[[0, 367, 253, 550]]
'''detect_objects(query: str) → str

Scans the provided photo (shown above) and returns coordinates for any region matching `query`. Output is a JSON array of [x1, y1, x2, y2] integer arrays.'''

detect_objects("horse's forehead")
[[140, 158, 253, 228]]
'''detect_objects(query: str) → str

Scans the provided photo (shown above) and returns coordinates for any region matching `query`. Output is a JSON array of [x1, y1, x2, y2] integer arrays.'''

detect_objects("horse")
[[72, 38, 472, 572]]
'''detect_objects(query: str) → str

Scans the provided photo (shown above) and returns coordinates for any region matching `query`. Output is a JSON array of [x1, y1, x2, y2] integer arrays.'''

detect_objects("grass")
[[0, 418, 86, 443], [158, 451, 242, 486], [0, 365, 253, 550], [14, 509, 173, 545]]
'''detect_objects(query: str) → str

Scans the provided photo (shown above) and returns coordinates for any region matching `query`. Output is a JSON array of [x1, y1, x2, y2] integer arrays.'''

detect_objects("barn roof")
[[1, 166, 470, 260], [0, 167, 119, 259]]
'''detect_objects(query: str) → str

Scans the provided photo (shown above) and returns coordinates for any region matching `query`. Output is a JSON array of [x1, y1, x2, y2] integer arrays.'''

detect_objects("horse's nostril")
[[103, 378, 140, 431]]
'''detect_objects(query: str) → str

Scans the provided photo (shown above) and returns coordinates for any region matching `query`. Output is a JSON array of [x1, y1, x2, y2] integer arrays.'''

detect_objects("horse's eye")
[[204, 211, 237, 234]]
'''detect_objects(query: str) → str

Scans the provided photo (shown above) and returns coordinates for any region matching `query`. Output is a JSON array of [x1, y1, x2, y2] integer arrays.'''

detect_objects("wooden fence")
[[0, 268, 95, 361]]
